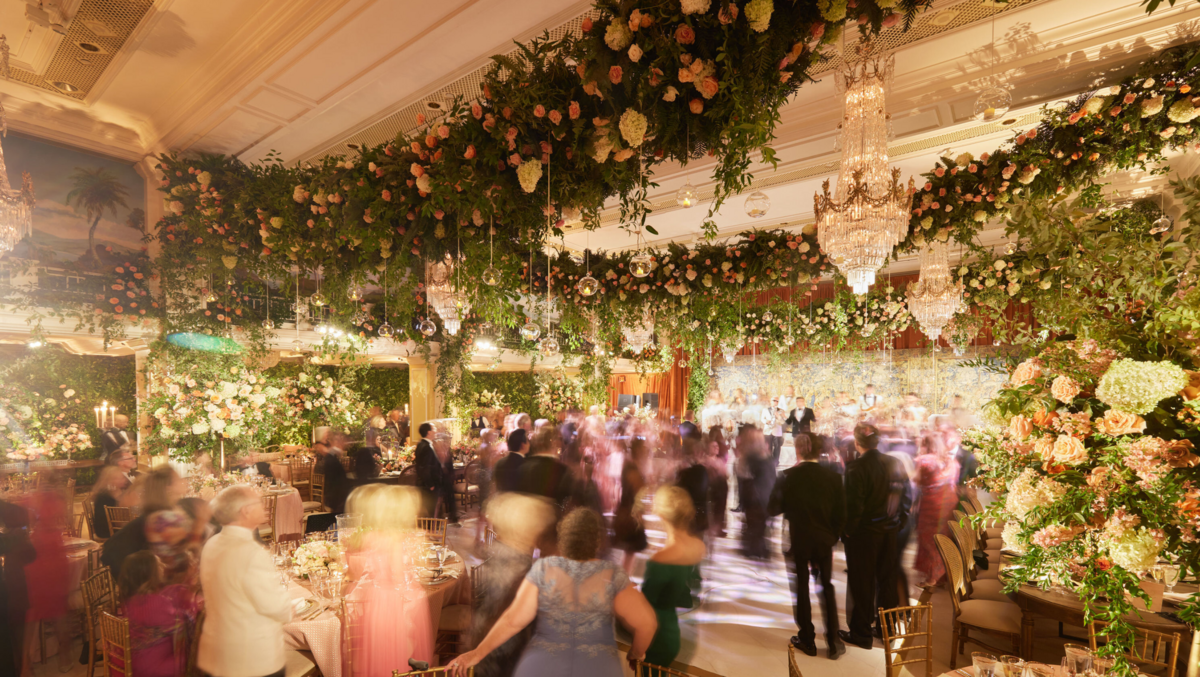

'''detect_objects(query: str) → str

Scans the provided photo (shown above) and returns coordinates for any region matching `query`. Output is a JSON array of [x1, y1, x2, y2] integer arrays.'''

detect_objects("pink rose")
[[675, 24, 695, 45], [410, 163, 425, 177], [678, 67, 695, 84], [689, 98, 704, 114], [437, 125, 450, 139], [609, 66, 623, 84], [1050, 375, 1081, 403], [568, 101, 581, 119], [582, 17, 593, 32], [471, 103, 482, 119], [464, 145, 476, 159], [700, 76, 719, 98], [417, 113, 426, 125], [935, 167, 945, 177], [719, 4, 739, 24], [506, 127, 519, 141], [811, 22, 825, 40], [381, 190, 391, 201], [534, 105, 546, 118], [548, 109, 562, 125], [1010, 359, 1043, 386]]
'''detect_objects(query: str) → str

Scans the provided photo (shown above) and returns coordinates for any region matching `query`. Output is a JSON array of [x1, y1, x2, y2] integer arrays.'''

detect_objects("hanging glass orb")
[[629, 253, 652, 278], [592, 343, 605, 357], [539, 336, 559, 357], [577, 274, 600, 297], [973, 86, 1012, 123], [762, 310, 773, 323], [291, 300, 309, 318], [520, 321, 541, 341], [378, 321, 394, 338], [261, 318, 275, 330], [309, 291, 327, 307], [707, 366, 715, 377], [744, 190, 770, 218], [676, 182, 698, 208], [933, 342, 942, 352], [418, 318, 437, 337], [1150, 215, 1174, 235], [203, 289, 218, 303], [482, 266, 501, 286], [347, 284, 364, 301], [351, 308, 370, 325]]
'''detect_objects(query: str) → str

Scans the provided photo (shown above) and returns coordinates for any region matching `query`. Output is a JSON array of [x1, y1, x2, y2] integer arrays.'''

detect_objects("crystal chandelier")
[[815, 39, 913, 295], [906, 242, 962, 343], [426, 255, 470, 336], [622, 309, 654, 354], [0, 102, 34, 259]]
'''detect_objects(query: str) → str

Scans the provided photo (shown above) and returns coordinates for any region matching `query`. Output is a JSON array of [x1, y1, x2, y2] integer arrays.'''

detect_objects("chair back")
[[310, 471, 326, 508], [86, 547, 104, 577], [83, 498, 101, 542], [879, 604, 934, 677], [947, 521, 981, 581], [391, 667, 472, 676], [82, 568, 117, 618], [469, 560, 488, 608], [951, 509, 969, 526], [98, 611, 132, 677], [105, 505, 133, 532], [934, 534, 968, 616], [342, 598, 363, 677], [398, 465, 419, 486], [1088, 621, 1181, 677], [484, 525, 497, 546], [962, 499, 979, 515], [787, 644, 805, 677], [968, 495, 985, 514], [340, 455, 354, 473], [292, 458, 314, 484], [635, 661, 690, 676], [261, 493, 278, 543], [418, 517, 447, 546]]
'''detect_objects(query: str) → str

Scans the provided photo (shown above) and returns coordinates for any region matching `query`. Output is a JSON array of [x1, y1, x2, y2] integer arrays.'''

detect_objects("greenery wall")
[[472, 371, 541, 420]]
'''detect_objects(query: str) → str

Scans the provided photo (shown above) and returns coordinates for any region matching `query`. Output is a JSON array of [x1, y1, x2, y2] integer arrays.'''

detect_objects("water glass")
[[1089, 657, 1115, 676], [972, 651, 999, 677], [1022, 663, 1056, 677], [1063, 643, 1092, 676], [1162, 564, 1181, 592], [999, 655, 1025, 677]]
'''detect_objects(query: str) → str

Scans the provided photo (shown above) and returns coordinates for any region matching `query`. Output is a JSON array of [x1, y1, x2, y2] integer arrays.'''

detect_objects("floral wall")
[[712, 347, 1009, 413]]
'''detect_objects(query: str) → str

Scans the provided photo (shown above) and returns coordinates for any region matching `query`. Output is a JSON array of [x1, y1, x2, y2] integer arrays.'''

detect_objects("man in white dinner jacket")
[[199, 485, 293, 677]]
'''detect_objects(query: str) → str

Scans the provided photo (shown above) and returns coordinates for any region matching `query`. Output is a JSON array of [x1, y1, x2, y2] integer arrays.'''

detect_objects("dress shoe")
[[837, 630, 873, 650], [871, 626, 883, 639], [827, 640, 846, 660], [790, 636, 817, 656]]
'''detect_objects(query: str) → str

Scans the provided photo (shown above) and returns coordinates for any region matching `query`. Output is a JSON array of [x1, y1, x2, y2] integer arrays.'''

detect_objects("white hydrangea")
[[955, 152, 974, 167], [191, 421, 210, 435], [1001, 521, 1026, 554], [1167, 99, 1200, 123], [516, 158, 543, 193], [819, 0, 847, 22], [1004, 468, 1068, 521], [745, 0, 773, 32], [591, 133, 614, 163], [1096, 358, 1189, 415], [604, 21, 632, 51], [1106, 528, 1164, 574], [1141, 95, 1165, 118], [619, 109, 648, 147], [1082, 96, 1110, 115], [680, 0, 712, 14]]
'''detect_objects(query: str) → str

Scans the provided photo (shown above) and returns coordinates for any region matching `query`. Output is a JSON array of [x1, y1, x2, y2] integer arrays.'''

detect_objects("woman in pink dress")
[[22, 486, 71, 675], [344, 484, 433, 676], [118, 550, 200, 677], [913, 433, 960, 587]]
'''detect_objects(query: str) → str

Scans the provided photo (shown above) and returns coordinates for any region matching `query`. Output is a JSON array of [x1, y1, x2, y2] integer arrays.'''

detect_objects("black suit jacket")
[[321, 454, 350, 514], [493, 452, 526, 493], [844, 449, 913, 537], [516, 455, 574, 508], [100, 514, 149, 577], [413, 439, 443, 493], [100, 428, 132, 456], [769, 462, 845, 549], [784, 408, 816, 435]]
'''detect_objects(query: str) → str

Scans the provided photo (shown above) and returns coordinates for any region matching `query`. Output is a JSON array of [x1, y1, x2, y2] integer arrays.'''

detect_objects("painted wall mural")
[[712, 348, 1008, 416], [5, 133, 146, 271]]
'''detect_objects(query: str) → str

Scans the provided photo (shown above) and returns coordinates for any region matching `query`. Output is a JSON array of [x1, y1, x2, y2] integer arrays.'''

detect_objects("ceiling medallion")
[[906, 242, 963, 343], [815, 38, 914, 296]]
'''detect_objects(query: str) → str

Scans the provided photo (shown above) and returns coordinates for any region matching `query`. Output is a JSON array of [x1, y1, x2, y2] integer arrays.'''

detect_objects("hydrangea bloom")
[[1167, 99, 1200, 123], [745, 0, 773, 31], [619, 109, 648, 147], [1140, 95, 1165, 118], [1001, 521, 1026, 554], [1105, 527, 1163, 574], [604, 21, 632, 51], [1005, 468, 1067, 521], [516, 158, 543, 193], [1096, 358, 1189, 415], [680, 0, 712, 14]]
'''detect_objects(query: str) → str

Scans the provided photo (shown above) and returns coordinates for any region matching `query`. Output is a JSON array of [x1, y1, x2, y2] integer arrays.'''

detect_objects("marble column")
[[406, 354, 441, 444]]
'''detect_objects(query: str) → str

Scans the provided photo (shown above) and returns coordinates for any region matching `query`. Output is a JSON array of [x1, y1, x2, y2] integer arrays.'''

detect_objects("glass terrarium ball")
[[744, 190, 770, 218], [309, 291, 327, 307], [347, 284, 364, 301], [973, 86, 1012, 123], [577, 274, 600, 297], [762, 310, 773, 323], [418, 318, 437, 337], [261, 318, 275, 330], [378, 321, 394, 338], [1150, 215, 1173, 235], [482, 266, 501, 286], [629, 253, 652, 278], [539, 337, 559, 357], [520, 321, 541, 341], [676, 182, 698, 208]]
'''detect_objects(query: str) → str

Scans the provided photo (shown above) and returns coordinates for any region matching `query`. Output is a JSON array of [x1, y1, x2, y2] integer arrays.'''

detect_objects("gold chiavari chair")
[[98, 611, 132, 677], [435, 560, 484, 661], [291, 457, 314, 501], [484, 525, 498, 546], [105, 505, 133, 533], [305, 471, 326, 513], [82, 568, 117, 677], [259, 493, 278, 544], [635, 660, 691, 676], [952, 509, 997, 549], [880, 604, 934, 677], [788, 643, 806, 677], [454, 461, 481, 508], [1088, 621, 1182, 677], [392, 663, 472, 677], [342, 598, 364, 677], [417, 517, 447, 546], [934, 534, 1024, 667], [947, 521, 1001, 584], [86, 547, 104, 578]]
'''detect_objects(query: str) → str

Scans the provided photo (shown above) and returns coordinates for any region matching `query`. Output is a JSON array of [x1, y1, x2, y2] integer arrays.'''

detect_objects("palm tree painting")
[[65, 167, 130, 266]]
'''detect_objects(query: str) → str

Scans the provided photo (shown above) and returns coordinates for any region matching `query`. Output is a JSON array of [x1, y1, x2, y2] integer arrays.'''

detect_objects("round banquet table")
[[282, 552, 466, 677], [1014, 583, 1199, 677], [271, 487, 304, 539]]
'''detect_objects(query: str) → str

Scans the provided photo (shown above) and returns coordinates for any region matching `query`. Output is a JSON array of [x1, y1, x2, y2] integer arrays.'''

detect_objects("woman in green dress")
[[641, 486, 706, 674]]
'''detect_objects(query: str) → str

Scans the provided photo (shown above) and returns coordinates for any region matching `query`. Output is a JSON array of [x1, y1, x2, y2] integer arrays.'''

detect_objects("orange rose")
[[1181, 370, 1200, 401], [1162, 439, 1200, 468], [1031, 409, 1059, 428], [1094, 409, 1146, 436], [1009, 414, 1032, 440], [1011, 359, 1043, 386]]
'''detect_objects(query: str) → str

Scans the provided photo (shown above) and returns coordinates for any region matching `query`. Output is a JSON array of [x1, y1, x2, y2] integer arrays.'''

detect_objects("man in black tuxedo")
[[785, 397, 816, 435], [517, 428, 574, 511], [100, 514, 150, 577], [493, 429, 529, 494], [413, 423, 445, 517], [839, 423, 913, 650], [769, 434, 846, 659], [100, 414, 133, 456]]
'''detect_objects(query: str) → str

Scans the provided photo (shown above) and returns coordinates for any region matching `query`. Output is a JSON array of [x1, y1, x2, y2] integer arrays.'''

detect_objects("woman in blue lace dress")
[[448, 508, 658, 677]]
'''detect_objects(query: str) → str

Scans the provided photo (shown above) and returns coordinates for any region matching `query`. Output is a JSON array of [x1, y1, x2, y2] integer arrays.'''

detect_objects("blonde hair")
[[356, 485, 420, 534], [485, 493, 556, 554], [91, 466, 127, 498], [369, 415, 387, 430], [652, 485, 695, 531]]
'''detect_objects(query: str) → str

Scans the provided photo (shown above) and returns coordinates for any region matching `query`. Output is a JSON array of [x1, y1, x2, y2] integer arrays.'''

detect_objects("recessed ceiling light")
[[424, 100, 446, 111], [999, 117, 1019, 127], [76, 56, 93, 66], [51, 81, 80, 93], [80, 19, 116, 37], [75, 41, 107, 54], [930, 10, 958, 26]]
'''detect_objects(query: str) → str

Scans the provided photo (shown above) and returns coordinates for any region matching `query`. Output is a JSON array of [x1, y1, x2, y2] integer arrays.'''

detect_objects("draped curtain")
[[607, 348, 689, 420]]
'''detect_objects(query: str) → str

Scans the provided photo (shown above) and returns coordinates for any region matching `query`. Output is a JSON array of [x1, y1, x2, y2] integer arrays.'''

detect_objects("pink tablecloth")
[[274, 489, 303, 539], [65, 537, 99, 609], [270, 462, 292, 484], [282, 556, 464, 677]]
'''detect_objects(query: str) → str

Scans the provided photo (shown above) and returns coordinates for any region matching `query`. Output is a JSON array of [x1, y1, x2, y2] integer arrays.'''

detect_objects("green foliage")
[[472, 371, 542, 420], [354, 367, 410, 412]]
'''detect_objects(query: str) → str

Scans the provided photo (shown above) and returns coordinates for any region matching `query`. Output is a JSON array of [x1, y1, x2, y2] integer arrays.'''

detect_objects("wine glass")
[[1090, 657, 1114, 676], [999, 655, 1024, 677], [1063, 645, 1092, 676], [1023, 662, 1056, 677], [972, 651, 999, 677], [1162, 564, 1181, 593]]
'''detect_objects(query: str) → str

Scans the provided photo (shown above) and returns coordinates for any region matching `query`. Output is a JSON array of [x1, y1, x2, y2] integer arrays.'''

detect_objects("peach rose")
[[1050, 375, 1081, 403], [1094, 409, 1146, 436], [1031, 409, 1058, 428], [1049, 434, 1089, 466], [1162, 439, 1200, 468], [1033, 435, 1055, 460], [689, 98, 704, 114], [1009, 414, 1032, 440], [1181, 370, 1200, 401], [1010, 359, 1043, 386]]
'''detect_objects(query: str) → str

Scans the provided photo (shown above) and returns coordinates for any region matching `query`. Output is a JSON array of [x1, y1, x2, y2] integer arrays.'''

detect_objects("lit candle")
[[405, 403, 409, 415], [94, 407, 100, 428]]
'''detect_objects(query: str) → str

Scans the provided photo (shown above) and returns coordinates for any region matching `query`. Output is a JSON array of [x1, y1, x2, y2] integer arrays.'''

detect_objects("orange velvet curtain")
[[608, 348, 690, 419]]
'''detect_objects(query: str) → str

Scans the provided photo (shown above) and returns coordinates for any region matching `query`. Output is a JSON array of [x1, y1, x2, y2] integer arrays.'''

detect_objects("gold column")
[[405, 354, 441, 444]]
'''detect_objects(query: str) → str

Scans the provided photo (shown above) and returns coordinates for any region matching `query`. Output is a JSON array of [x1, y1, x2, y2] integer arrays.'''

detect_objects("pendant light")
[[262, 279, 274, 329], [1150, 190, 1173, 234], [483, 215, 501, 285], [577, 228, 599, 296], [378, 267, 394, 338], [974, 14, 1012, 122], [676, 123, 697, 208]]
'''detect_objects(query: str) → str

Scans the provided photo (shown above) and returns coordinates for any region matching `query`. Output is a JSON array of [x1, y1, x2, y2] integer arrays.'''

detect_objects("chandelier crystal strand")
[[906, 241, 963, 343], [483, 215, 500, 285], [622, 307, 654, 355], [0, 103, 32, 258], [815, 39, 913, 296]]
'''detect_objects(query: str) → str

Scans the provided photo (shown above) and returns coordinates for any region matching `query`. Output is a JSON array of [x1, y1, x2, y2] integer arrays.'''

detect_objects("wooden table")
[[1014, 584, 1197, 677]]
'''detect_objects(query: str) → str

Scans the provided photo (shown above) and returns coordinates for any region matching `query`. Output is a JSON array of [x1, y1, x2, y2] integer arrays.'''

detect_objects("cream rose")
[[1033, 435, 1055, 460], [1050, 375, 1081, 403], [1011, 359, 1043, 386], [1008, 414, 1032, 440], [1094, 409, 1146, 436], [1048, 434, 1089, 466]]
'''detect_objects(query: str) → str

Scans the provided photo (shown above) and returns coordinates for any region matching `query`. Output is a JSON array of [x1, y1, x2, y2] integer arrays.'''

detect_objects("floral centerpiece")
[[42, 424, 93, 460], [0, 384, 93, 463], [381, 444, 416, 470], [536, 369, 584, 415], [276, 369, 367, 443], [474, 388, 506, 412], [146, 365, 284, 461], [968, 339, 1200, 668], [292, 540, 346, 579]]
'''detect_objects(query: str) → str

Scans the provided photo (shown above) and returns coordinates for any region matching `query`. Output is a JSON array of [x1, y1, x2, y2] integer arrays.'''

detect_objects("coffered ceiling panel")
[[242, 88, 312, 123], [192, 108, 281, 156]]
